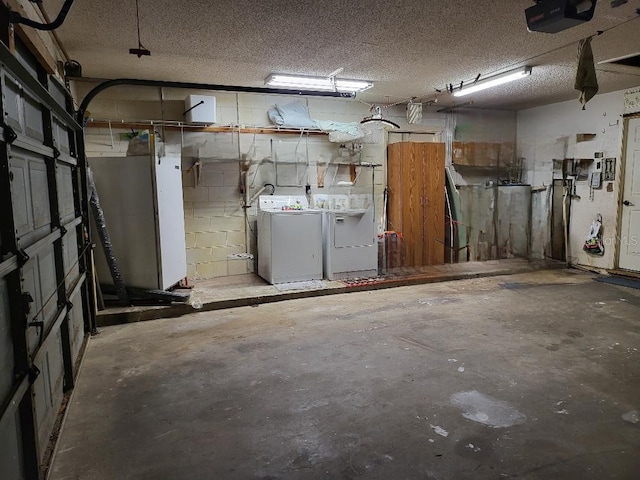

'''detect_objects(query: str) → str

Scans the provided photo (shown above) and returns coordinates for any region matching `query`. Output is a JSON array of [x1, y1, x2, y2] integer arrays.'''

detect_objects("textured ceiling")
[[45, 0, 640, 110]]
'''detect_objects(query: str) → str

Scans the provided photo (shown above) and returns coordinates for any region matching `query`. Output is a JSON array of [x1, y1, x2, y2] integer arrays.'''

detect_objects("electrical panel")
[[604, 158, 616, 181]]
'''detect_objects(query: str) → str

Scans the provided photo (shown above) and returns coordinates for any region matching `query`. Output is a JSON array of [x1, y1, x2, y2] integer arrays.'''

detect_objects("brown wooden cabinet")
[[387, 142, 445, 266], [452, 141, 514, 168]]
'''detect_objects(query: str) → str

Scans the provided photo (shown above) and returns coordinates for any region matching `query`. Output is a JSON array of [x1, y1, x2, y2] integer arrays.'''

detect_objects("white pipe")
[[247, 185, 267, 206]]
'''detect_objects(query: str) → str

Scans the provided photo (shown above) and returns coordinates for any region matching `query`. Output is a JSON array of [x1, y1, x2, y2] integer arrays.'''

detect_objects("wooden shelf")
[[576, 133, 596, 143], [452, 141, 515, 168], [86, 121, 328, 136]]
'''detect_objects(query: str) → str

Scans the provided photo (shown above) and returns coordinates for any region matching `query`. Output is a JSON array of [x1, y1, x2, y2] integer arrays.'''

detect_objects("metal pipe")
[[9, 0, 75, 31], [77, 78, 355, 123], [248, 185, 267, 206]]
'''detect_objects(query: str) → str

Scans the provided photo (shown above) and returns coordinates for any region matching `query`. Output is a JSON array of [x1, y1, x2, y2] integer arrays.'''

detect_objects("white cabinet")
[[89, 153, 187, 290]]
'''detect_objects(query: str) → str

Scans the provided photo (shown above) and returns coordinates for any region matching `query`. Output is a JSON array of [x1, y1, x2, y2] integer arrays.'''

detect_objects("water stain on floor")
[[451, 390, 526, 428]]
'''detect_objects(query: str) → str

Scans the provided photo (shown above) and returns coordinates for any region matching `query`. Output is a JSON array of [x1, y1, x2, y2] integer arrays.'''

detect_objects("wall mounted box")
[[184, 94, 217, 124]]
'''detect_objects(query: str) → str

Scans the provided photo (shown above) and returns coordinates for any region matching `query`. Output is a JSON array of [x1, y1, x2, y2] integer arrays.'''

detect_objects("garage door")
[[0, 39, 94, 479]]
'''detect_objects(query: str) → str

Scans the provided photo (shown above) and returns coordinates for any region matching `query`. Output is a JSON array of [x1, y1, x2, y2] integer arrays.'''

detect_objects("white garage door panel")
[[0, 279, 14, 403], [2, 75, 22, 133], [22, 93, 44, 142], [29, 160, 51, 231], [0, 412, 24, 480], [11, 149, 51, 247], [9, 156, 32, 238], [22, 245, 58, 355], [68, 289, 84, 362], [62, 229, 80, 291], [53, 117, 70, 155], [21, 265, 41, 356], [56, 163, 75, 224], [2, 73, 44, 143], [33, 338, 64, 457], [37, 247, 58, 330]]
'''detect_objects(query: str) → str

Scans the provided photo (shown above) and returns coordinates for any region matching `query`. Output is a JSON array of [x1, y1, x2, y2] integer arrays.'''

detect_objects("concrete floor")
[[51, 269, 640, 480], [97, 259, 561, 326]]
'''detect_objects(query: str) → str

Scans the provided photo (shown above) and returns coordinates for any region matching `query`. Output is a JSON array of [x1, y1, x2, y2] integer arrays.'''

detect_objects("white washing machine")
[[319, 195, 378, 280], [257, 195, 323, 284]]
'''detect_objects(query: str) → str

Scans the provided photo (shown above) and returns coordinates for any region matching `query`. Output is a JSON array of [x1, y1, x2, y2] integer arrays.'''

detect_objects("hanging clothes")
[[575, 36, 599, 110]]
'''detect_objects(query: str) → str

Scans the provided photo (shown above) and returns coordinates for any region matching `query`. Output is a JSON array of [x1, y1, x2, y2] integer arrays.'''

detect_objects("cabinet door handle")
[[623, 200, 634, 206]]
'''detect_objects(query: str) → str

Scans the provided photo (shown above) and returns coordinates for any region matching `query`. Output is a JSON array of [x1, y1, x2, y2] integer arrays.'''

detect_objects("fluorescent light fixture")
[[453, 67, 532, 97], [265, 74, 373, 93]]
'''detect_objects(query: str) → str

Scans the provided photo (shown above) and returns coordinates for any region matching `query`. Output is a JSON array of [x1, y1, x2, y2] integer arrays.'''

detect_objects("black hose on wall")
[[87, 167, 130, 305], [77, 78, 355, 123], [9, 0, 75, 31]]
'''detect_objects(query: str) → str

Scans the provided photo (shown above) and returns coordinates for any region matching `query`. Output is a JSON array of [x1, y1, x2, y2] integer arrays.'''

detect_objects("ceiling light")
[[265, 74, 373, 93], [453, 67, 532, 97]]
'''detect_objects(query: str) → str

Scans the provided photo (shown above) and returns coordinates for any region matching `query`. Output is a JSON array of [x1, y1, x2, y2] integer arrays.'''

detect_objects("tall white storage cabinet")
[[88, 151, 187, 290]]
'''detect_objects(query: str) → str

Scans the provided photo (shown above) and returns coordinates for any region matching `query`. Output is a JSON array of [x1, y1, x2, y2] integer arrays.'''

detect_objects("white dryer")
[[320, 195, 378, 280]]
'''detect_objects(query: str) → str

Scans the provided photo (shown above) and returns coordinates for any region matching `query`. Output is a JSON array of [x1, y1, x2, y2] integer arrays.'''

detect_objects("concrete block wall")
[[78, 86, 404, 278], [181, 156, 248, 279], [77, 80, 528, 278]]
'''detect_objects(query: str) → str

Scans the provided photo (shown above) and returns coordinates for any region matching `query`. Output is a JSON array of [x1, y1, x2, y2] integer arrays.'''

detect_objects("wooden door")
[[387, 142, 445, 266]]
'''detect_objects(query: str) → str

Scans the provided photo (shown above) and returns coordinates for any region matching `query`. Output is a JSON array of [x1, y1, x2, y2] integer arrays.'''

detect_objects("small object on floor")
[[187, 291, 203, 309], [594, 276, 640, 290], [342, 276, 385, 287], [622, 410, 639, 424], [429, 425, 449, 437]]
